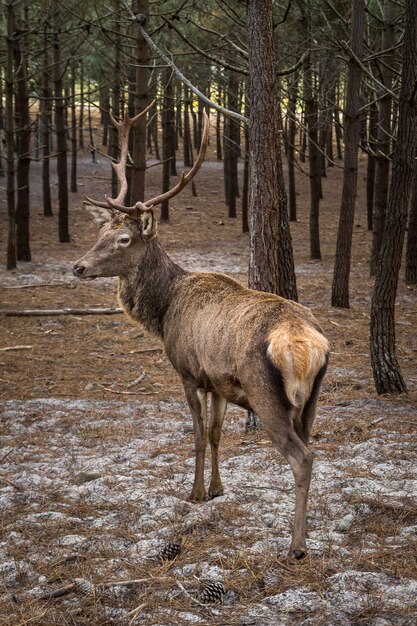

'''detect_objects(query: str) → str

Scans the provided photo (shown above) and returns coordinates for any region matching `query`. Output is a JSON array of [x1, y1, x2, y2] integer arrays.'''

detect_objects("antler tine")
[[84, 100, 156, 212], [106, 196, 148, 215], [84, 195, 115, 210], [143, 109, 210, 208]]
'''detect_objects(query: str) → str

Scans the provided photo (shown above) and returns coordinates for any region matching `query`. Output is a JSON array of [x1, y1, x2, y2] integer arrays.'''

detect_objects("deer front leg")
[[208, 392, 227, 499], [183, 381, 208, 502]]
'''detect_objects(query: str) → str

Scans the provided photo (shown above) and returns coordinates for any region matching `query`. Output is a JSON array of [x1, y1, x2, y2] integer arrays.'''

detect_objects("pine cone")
[[199, 580, 226, 604], [263, 568, 280, 593], [159, 541, 182, 562], [73, 578, 95, 596]]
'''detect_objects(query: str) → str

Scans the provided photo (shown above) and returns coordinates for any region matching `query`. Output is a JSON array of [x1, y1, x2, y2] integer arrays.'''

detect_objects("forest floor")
[[1, 143, 417, 626]]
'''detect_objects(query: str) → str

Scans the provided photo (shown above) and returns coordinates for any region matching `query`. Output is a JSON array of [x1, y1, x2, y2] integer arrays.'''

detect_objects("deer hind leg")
[[248, 384, 314, 560], [298, 363, 328, 445], [208, 392, 227, 499], [183, 381, 208, 502]]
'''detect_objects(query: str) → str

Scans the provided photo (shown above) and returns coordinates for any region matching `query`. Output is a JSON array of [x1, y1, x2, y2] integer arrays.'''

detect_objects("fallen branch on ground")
[[0, 308, 123, 317]]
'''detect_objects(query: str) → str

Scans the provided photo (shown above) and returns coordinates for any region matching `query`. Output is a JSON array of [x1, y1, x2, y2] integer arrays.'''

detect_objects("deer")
[[72, 105, 329, 560]]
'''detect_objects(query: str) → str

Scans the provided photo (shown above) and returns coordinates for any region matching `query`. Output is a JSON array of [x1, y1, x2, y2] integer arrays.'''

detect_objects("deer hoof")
[[208, 484, 224, 499], [291, 548, 307, 560], [188, 489, 207, 503]]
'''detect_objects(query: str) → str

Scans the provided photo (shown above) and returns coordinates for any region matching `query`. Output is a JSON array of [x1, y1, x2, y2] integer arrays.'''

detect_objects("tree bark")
[[78, 60, 84, 149], [53, 25, 70, 243], [109, 8, 121, 199], [405, 158, 417, 284], [6, 0, 16, 269], [331, 0, 364, 308], [247, 0, 297, 301], [130, 0, 149, 203], [370, 0, 417, 394], [161, 66, 172, 222], [13, 13, 31, 261], [70, 61, 77, 193], [224, 71, 240, 218], [299, 3, 321, 259], [41, 26, 53, 217], [286, 73, 298, 221], [366, 98, 378, 231], [183, 85, 192, 167], [370, 0, 396, 275]]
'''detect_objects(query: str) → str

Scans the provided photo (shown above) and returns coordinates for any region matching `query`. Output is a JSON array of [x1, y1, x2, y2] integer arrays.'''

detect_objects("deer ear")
[[141, 210, 156, 238], [84, 204, 112, 227]]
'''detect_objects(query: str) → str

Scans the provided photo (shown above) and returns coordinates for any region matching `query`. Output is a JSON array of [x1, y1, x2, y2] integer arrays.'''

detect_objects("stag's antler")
[[84, 99, 155, 211], [86, 105, 209, 218]]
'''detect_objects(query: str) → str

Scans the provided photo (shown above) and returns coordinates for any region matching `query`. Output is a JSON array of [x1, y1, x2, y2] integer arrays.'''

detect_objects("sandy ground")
[[1, 141, 417, 625]]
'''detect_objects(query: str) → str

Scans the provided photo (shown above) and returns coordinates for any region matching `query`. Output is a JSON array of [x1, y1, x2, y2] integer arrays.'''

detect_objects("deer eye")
[[119, 236, 131, 246]]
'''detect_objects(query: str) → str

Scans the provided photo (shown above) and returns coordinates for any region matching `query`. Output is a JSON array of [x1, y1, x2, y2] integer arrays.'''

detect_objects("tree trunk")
[[167, 74, 177, 177], [299, 3, 321, 259], [366, 98, 378, 231], [183, 86, 192, 167], [129, 0, 149, 203], [13, 15, 31, 261], [101, 85, 110, 147], [242, 86, 249, 234], [70, 61, 77, 193], [247, 0, 296, 298], [6, 0, 16, 269], [224, 71, 239, 218], [331, 0, 364, 308], [161, 67, 171, 222], [78, 60, 84, 149], [370, 0, 396, 275], [287, 73, 298, 221], [247, 0, 298, 303], [42, 27, 53, 217], [216, 88, 222, 161], [370, 0, 417, 394], [405, 159, 417, 284], [53, 27, 70, 243], [109, 14, 121, 199]]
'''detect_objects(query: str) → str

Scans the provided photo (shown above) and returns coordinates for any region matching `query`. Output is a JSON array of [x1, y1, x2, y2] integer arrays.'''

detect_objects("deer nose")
[[72, 264, 85, 277]]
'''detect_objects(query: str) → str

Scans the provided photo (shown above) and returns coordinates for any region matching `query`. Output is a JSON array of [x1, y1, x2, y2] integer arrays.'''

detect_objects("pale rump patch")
[[267, 324, 329, 407]]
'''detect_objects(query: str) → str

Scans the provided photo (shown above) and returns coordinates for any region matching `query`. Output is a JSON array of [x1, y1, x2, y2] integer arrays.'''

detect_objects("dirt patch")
[[1, 146, 417, 624]]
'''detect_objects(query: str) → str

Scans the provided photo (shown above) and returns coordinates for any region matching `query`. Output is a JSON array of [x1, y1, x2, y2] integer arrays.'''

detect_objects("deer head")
[[72, 104, 209, 280]]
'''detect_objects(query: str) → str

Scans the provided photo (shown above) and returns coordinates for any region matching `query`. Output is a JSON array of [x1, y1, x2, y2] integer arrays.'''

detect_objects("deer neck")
[[118, 238, 186, 338]]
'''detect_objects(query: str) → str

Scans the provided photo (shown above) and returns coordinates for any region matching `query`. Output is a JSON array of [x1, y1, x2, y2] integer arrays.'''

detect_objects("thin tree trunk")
[[366, 98, 378, 231], [109, 12, 121, 198], [14, 15, 31, 261], [167, 74, 176, 177], [70, 61, 77, 193], [287, 73, 298, 221], [216, 87, 222, 161], [370, 0, 417, 394], [0, 67, 4, 177], [331, 0, 364, 308], [370, 0, 396, 275], [242, 85, 249, 233], [405, 159, 417, 284], [161, 67, 171, 222], [53, 24, 70, 243], [79, 60, 84, 149], [183, 86, 192, 167], [102, 85, 110, 147], [42, 27, 53, 217], [224, 71, 239, 218], [130, 0, 149, 203], [6, 0, 16, 269], [299, 3, 321, 259]]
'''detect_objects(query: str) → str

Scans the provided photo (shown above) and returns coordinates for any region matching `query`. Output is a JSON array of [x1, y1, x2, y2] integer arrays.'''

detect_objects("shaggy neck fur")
[[118, 237, 186, 338]]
